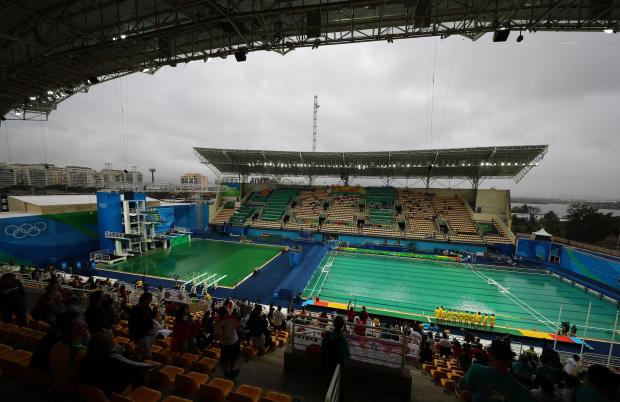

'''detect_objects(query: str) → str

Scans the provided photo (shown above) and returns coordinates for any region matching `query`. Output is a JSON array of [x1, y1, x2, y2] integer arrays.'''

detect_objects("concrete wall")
[[473, 189, 511, 226]]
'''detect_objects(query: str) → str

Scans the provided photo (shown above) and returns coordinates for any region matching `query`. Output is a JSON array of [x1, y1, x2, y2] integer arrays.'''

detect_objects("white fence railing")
[[292, 315, 411, 369]]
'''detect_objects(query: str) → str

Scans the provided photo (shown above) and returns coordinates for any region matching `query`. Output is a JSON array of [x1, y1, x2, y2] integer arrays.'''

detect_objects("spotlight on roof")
[[120, 34, 127, 39], [516, 33, 523, 42], [234, 50, 247, 62], [47, 90, 54, 95], [493, 29, 510, 42], [603, 28, 614, 34], [29, 96, 37, 101], [86, 76, 99, 85], [15, 108, 23, 116]]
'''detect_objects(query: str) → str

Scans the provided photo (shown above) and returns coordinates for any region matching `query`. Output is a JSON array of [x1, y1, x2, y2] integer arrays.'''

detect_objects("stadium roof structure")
[[1, 1, 618, 120], [194, 145, 548, 185]]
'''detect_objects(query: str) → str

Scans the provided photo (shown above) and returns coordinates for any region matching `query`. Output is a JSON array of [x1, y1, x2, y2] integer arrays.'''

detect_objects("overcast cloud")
[[1, 32, 619, 199]]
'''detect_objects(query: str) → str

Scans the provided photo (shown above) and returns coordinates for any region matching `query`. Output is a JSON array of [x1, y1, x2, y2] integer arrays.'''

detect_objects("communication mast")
[[312, 95, 319, 152], [310, 95, 319, 185]]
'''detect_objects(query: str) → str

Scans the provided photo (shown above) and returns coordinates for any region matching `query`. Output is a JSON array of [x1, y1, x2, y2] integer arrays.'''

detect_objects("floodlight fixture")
[[234, 50, 247, 62]]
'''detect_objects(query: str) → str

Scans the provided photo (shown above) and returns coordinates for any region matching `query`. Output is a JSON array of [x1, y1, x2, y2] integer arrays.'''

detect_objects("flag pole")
[[579, 301, 592, 358], [553, 303, 563, 350], [607, 310, 619, 367]]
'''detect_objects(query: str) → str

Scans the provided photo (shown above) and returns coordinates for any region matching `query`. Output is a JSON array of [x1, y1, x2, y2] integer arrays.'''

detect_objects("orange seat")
[[241, 345, 257, 359], [162, 397, 191, 402], [151, 345, 162, 353], [0, 349, 32, 366], [0, 343, 13, 356], [152, 350, 172, 365], [111, 386, 161, 402], [448, 373, 461, 381], [260, 391, 293, 402], [191, 357, 217, 374], [229, 384, 262, 402], [175, 371, 209, 396], [204, 348, 220, 360], [422, 363, 434, 373], [431, 369, 448, 383], [198, 377, 234, 402], [78, 384, 110, 402], [150, 365, 184, 387]]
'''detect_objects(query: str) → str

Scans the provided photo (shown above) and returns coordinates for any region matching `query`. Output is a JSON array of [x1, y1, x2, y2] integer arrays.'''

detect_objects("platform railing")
[[291, 314, 411, 370]]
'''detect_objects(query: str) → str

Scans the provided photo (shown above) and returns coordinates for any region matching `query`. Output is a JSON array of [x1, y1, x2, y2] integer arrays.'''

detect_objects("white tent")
[[531, 227, 553, 240]]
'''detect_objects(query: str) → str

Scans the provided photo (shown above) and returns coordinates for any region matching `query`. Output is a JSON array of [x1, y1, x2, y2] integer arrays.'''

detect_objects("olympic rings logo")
[[3, 222, 47, 238], [98, 202, 107, 209]]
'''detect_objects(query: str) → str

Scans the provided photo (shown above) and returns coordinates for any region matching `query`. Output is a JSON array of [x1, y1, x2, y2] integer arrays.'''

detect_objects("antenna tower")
[[312, 95, 319, 152]]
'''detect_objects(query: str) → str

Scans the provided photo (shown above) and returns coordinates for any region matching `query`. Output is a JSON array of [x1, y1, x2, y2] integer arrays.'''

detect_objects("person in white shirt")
[[272, 306, 285, 330], [563, 354, 580, 376]]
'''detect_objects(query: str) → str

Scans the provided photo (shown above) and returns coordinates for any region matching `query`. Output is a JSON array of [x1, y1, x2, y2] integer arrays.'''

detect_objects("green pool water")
[[303, 252, 619, 341], [102, 239, 281, 288]]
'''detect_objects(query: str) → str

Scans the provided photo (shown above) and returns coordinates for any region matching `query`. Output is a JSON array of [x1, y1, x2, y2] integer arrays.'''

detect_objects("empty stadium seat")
[[260, 391, 293, 402], [78, 384, 110, 402], [191, 357, 217, 374], [175, 371, 210, 396], [150, 365, 184, 387], [110, 386, 161, 402], [229, 384, 263, 402], [198, 377, 234, 402], [162, 397, 192, 402]]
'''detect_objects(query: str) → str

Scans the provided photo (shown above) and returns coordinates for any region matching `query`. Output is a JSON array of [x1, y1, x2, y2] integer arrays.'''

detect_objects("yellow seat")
[[422, 363, 434, 373], [229, 384, 263, 402], [175, 371, 209, 396], [441, 378, 456, 392], [198, 377, 234, 402], [150, 365, 184, 387], [431, 369, 448, 383], [191, 357, 217, 374], [260, 391, 293, 402], [448, 373, 461, 381]]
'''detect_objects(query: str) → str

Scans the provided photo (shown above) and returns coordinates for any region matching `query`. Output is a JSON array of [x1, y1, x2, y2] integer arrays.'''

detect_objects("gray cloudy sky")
[[2, 32, 619, 199]]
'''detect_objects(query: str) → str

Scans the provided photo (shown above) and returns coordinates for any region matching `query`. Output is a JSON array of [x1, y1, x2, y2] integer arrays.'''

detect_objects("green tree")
[[565, 203, 615, 243], [541, 210, 562, 236]]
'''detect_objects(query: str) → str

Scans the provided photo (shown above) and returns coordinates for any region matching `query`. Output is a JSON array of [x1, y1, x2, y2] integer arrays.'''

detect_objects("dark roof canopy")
[[194, 145, 548, 182], [2, 0, 618, 119]]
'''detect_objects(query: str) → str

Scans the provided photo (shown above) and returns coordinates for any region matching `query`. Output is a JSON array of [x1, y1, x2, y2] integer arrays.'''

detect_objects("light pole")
[[149, 168, 156, 183]]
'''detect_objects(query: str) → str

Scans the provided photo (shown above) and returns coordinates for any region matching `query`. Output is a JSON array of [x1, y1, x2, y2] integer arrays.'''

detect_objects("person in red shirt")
[[353, 316, 366, 337], [347, 307, 355, 323], [359, 306, 369, 324], [171, 304, 200, 353]]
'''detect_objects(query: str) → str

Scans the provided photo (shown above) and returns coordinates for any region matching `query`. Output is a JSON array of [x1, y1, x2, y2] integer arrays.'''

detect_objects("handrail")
[[325, 364, 341, 402]]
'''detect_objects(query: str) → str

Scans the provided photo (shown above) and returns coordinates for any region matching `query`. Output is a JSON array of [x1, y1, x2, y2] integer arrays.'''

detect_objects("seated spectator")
[[31, 282, 65, 325], [457, 338, 533, 402], [563, 354, 580, 377], [30, 325, 62, 374], [49, 311, 89, 392], [0, 272, 27, 326], [573, 364, 619, 402], [80, 331, 154, 396], [170, 304, 200, 353], [531, 375, 563, 402], [85, 290, 118, 334], [512, 353, 534, 388]]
